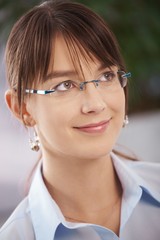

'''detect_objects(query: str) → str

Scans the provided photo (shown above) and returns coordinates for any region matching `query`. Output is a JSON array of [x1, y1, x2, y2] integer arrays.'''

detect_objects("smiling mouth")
[[74, 119, 111, 134]]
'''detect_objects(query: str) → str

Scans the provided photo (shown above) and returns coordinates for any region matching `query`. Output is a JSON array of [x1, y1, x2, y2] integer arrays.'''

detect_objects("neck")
[[42, 151, 122, 234]]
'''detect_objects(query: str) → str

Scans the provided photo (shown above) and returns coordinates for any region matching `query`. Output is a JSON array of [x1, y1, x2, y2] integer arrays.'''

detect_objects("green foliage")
[[76, 0, 160, 112], [0, 0, 160, 112], [0, 0, 39, 41]]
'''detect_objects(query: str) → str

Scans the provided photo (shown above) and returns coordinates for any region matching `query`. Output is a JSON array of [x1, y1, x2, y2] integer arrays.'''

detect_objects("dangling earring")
[[123, 115, 129, 127], [29, 129, 40, 151]]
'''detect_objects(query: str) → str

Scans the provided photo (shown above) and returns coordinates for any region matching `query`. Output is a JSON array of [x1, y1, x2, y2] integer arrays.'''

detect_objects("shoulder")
[[124, 159, 160, 181], [124, 159, 160, 199], [0, 197, 35, 240], [112, 152, 160, 185], [112, 152, 160, 200]]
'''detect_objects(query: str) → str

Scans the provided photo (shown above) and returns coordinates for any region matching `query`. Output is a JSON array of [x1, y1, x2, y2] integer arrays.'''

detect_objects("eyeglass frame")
[[25, 71, 131, 95]]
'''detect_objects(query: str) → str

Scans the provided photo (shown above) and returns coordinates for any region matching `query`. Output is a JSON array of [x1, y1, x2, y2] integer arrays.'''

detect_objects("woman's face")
[[27, 35, 126, 161]]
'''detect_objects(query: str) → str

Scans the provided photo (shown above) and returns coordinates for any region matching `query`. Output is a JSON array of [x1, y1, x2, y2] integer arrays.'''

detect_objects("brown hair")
[[5, 0, 128, 114]]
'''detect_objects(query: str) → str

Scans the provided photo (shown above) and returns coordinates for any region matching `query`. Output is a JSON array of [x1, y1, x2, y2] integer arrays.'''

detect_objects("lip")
[[74, 119, 111, 134]]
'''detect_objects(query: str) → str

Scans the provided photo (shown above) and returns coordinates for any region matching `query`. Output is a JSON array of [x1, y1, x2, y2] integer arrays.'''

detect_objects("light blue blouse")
[[0, 152, 160, 240]]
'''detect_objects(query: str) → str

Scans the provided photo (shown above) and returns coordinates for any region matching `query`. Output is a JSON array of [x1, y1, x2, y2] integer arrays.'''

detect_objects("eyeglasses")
[[25, 70, 131, 99]]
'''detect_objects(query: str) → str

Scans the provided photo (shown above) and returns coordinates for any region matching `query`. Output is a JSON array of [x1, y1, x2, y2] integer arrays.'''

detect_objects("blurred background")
[[0, 0, 160, 227]]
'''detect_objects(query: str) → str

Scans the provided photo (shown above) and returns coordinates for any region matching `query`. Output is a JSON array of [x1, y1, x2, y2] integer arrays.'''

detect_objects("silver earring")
[[123, 115, 129, 127], [29, 130, 40, 151]]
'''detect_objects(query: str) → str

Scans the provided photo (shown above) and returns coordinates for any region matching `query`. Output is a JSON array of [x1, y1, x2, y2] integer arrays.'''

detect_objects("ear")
[[5, 89, 36, 127]]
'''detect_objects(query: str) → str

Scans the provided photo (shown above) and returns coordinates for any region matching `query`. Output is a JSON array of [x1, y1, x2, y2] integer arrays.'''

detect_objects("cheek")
[[106, 90, 126, 136], [34, 99, 74, 144], [107, 90, 126, 115]]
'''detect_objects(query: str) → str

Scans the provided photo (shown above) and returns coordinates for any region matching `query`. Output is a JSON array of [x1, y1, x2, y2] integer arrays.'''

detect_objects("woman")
[[0, 1, 160, 239]]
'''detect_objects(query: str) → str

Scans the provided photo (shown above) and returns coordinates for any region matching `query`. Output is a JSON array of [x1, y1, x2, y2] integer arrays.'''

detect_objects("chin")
[[74, 143, 113, 161]]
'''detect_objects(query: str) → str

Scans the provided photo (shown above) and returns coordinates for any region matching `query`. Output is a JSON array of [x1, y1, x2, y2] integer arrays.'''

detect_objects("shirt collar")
[[112, 152, 160, 202], [28, 163, 62, 240], [28, 164, 93, 240], [121, 157, 160, 202], [28, 153, 160, 239], [111, 152, 143, 229], [111, 152, 160, 229]]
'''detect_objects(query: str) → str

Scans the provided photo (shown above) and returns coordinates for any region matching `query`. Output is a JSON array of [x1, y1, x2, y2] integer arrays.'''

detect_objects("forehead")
[[51, 34, 76, 71], [48, 34, 104, 79]]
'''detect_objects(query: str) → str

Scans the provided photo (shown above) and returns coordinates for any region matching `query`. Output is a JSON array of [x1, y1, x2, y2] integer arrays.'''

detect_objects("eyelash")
[[51, 80, 75, 92], [102, 71, 116, 80], [50, 70, 116, 91]]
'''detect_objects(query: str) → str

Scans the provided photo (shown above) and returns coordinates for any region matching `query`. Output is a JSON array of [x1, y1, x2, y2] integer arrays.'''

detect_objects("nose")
[[81, 82, 106, 114]]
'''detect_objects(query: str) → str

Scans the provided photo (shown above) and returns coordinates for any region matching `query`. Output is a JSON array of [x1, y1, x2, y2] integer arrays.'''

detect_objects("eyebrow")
[[44, 70, 77, 81], [44, 64, 113, 82]]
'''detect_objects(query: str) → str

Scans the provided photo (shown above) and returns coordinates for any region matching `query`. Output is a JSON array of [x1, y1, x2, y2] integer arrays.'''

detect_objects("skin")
[[6, 34, 126, 235]]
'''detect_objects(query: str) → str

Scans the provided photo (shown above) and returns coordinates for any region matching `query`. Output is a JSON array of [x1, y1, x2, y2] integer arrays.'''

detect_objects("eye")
[[100, 71, 116, 82], [52, 80, 75, 92]]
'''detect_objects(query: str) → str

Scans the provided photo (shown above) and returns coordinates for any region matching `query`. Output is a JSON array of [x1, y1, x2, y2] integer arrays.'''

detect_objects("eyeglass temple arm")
[[122, 72, 131, 78], [25, 89, 55, 95]]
